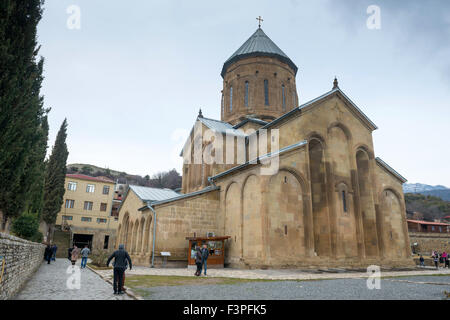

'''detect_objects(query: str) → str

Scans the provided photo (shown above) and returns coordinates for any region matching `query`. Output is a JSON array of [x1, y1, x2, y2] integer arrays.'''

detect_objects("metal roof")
[[221, 28, 298, 77], [129, 185, 180, 202], [198, 116, 246, 136], [233, 117, 268, 129]]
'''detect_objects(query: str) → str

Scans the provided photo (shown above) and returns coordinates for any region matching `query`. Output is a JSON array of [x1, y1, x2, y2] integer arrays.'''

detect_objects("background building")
[[54, 174, 118, 254]]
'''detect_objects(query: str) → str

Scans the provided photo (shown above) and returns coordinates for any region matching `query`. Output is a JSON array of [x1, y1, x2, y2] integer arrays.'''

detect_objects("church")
[[116, 25, 414, 269]]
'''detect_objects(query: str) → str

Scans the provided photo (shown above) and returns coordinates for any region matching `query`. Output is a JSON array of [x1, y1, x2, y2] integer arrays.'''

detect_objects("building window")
[[100, 203, 107, 211], [244, 81, 249, 107], [432, 226, 435, 231], [282, 84, 286, 111], [84, 201, 93, 211], [229, 86, 233, 111], [81, 217, 92, 222], [62, 215, 73, 221], [68, 182, 77, 191], [104, 235, 110, 249], [264, 79, 269, 105], [86, 184, 95, 193], [97, 218, 107, 223], [103, 186, 110, 195], [65, 199, 75, 209], [342, 190, 347, 213], [439, 227, 442, 232]]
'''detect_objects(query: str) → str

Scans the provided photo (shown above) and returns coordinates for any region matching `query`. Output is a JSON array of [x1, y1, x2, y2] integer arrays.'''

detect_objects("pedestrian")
[[51, 244, 57, 261], [106, 244, 132, 295], [201, 243, 209, 276], [433, 252, 439, 269], [71, 245, 80, 266], [194, 246, 202, 276], [68, 247, 73, 261], [442, 252, 447, 268], [80, 245, 90, 269], [419, 255, 425, 268], [44, 244, 53, 264]]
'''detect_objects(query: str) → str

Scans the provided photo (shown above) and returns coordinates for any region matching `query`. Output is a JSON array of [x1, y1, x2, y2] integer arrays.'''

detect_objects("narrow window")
[[284, 225, 288, 235], [342, 190, 347, 212], [264, 79, 269, 105], [282, 84, 286, 111], [229, 86, 233, 111], [104, 235, 109, 249], [100, 203, 107, 211], [103, 185, 110, 195], [244, 81, 249, 107]]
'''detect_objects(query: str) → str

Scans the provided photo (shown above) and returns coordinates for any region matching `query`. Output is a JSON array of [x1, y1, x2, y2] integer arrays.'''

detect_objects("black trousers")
[[195, 263, 202, 276], [113, 267, 125, 292]]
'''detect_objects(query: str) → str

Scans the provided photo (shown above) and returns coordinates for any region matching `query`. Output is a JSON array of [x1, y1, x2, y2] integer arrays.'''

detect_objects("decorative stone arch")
[[126, 220, 133, 251], [355, 148, 379, 257], [132, 219, 140, 253], [241, 174, 262, 262], [265, 167, 312, 262], [224, 181, 241, 265], [327, 121, 353, 141], [143, 215, 153, 254], [354, 144, 374, 160], [137, 217, 145, 253], [379, 187, 410, 258], [306, 131, 327, 147]]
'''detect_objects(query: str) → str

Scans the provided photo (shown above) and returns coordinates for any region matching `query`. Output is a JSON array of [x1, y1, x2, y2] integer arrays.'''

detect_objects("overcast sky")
[[37, 0, 450, 186]]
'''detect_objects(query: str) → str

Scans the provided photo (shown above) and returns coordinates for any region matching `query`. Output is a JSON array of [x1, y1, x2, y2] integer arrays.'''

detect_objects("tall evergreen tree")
[[0, 0, 47, 230], [42, 119, 69, 237]]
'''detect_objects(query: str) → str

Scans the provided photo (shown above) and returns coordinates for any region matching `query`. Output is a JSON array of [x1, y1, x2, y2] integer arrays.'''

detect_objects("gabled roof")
[[197, 116, 245, 136], [128, 185, 180, 202], [233, 117, 268, 129], [209, 140, 307, 181], [221, 28, 298, 77], [66, 174, 114, 184], [375, 157, 407, 183]]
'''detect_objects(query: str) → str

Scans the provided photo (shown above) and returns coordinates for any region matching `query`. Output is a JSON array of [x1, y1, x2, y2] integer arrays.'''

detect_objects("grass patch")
[[87, 263, 112, 270], [124, 275, 273, 289]]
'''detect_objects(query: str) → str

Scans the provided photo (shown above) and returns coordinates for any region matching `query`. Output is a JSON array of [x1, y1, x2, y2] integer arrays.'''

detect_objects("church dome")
[[221, 28, 298, 78]]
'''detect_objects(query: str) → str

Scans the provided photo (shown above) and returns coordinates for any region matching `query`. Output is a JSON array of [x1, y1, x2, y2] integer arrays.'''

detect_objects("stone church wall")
[[0, 232, 45, 300]]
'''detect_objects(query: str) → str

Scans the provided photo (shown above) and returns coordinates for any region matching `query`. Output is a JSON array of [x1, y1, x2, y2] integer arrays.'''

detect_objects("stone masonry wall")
[[409, 232, 450, 255], [0, 232, 45, 300]]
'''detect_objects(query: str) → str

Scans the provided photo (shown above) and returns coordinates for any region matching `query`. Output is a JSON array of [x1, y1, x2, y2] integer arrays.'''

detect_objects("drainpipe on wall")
[[148, 202, 157, 268]]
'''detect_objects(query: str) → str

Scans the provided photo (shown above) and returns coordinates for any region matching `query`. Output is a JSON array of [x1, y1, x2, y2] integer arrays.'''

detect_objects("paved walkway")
[[15, 259, 131, 300], [95, 265, 450, 281]]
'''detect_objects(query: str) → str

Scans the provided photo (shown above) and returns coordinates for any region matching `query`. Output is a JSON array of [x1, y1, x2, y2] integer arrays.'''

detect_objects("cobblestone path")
[[15, 258, 131, 300]]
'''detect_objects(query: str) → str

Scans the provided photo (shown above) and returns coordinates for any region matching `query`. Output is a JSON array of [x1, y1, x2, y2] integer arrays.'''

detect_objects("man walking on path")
[[106, 244, 132, 295], [201, 243, 209, 276], [80, 245, 90, 269], [51, 244, 57, 261], [71, 245, 80, 266]]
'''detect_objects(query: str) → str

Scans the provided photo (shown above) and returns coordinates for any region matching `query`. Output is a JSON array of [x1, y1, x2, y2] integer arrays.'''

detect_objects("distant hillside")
[[404, 193, 450, 221], [67, 163, 182, 190], [420, 189, 450, 201], [403, 183, 448, 194]]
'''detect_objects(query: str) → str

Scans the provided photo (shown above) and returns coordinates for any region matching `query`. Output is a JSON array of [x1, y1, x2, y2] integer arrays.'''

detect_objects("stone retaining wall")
[[409, 232, 450, 255], [0, 232, 45, 300]]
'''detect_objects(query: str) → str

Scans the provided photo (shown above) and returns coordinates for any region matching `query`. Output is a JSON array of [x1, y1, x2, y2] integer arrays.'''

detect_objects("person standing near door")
[[80, 245, 90, 269]]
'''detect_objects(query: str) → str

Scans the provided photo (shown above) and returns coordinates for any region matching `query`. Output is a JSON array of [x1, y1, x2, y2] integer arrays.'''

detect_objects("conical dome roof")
[[221, 28, 298, 78]]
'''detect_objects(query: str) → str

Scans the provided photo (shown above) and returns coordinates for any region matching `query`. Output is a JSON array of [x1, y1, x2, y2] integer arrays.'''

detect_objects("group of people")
[[194, 243, 209, 276], [418, 251, 449, 269], [67, 245, 91, 268], [43, 244, 57, 264]]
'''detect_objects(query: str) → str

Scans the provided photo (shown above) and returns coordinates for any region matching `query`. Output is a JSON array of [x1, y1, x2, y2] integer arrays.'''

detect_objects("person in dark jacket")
[[107, 244, 132, 295], [44, 244, 53, 264], [201, 243, 209, 276], [68, 247, 73, 261], [194, 246, 202, 276], [51, 244, 57, 261]]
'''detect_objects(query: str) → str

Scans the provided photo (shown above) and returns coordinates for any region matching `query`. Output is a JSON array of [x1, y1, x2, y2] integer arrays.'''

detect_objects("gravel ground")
[[135, 276, 450, 300]]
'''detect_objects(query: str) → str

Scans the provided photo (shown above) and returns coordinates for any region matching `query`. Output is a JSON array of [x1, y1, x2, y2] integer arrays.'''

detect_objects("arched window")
[[229, 86, 233, 112], [264, 79, 269, 106], [342, 190, 347, 213], [244, 81, 249, 107], [282, 84, 286, 111]]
